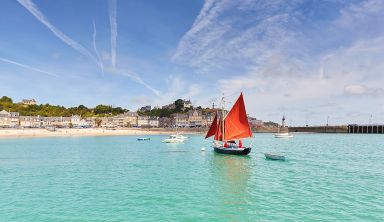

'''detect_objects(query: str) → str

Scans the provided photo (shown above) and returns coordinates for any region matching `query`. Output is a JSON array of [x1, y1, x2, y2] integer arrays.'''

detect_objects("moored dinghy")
[[205, 93, 253, 155], [264, 153, 286, 161]]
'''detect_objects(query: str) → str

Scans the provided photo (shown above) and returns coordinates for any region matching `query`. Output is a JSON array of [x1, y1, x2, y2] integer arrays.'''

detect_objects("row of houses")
[[0, 110, 142, 128], [0, 110, 92, 128], [0, 109, 263, 129]]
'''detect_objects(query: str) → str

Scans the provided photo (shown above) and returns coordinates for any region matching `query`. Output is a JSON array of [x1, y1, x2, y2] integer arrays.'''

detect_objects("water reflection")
[[210, 153, 252, 220]]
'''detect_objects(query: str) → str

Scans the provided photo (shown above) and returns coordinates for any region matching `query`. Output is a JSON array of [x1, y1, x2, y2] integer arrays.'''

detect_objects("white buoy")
[[201, 147, 206, 151]]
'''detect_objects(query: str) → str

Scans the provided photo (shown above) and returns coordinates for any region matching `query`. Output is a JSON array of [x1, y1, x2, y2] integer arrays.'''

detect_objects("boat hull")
[[274, 134, 293, 138], [213, 147, 251, 155], [264, 153, 285, 160], [162, 139, 184, 143]]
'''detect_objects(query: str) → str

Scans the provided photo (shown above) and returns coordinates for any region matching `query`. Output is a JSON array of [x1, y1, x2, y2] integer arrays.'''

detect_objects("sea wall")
[[252, 126, 348, 133], [288, 126, 348, 133]]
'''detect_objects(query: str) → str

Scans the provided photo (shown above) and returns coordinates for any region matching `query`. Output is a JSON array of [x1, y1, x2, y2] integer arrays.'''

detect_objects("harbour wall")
[[288, 126, 348, 133], [347, 125, 384, 134], [253, 126, 348, 133]]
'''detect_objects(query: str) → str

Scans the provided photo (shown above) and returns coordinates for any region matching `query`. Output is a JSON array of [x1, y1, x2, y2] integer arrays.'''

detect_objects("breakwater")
[[348, 124, 384, 134], [253, 126, 348, 133], [288, 126, 348, 133]]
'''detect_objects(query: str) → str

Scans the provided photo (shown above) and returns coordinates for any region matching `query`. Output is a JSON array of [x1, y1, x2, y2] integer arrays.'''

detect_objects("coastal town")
[[0, 98, 264, 130]]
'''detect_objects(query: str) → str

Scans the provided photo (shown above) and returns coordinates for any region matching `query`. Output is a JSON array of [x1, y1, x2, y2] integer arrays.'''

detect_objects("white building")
[[137, 116, 150, 127], [71, 115, 81, 126], [0, 110, 11, 127], [148, 117, 159, 128], [112, 112, 138, 127], [101, 117, 114, 128], [21, 99, 36, 105], [175, 113, 189, 128], [188, 109, 203, 127], [20, 116, 41, 128], [10, 112, 20, 127]]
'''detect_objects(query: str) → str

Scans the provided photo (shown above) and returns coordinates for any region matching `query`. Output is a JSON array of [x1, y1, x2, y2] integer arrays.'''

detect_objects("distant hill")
[[0, 96, 128, 117]]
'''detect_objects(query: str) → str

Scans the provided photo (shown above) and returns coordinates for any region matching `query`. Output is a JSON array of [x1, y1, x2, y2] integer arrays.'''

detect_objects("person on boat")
[[228, 140, 237, 148], [224, 142, 229, 148], [239, 140, 243, 148]]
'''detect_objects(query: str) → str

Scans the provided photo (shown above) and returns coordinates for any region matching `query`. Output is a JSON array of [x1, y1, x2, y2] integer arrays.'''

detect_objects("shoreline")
[[0, 128, 202, 139]]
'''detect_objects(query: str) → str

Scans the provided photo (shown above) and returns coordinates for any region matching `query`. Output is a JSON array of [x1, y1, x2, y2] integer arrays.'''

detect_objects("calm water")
[[0, 134, 383, 221]]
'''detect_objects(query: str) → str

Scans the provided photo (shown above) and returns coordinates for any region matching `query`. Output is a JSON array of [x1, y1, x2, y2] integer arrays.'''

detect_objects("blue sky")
[[0, 0, 383, 125]]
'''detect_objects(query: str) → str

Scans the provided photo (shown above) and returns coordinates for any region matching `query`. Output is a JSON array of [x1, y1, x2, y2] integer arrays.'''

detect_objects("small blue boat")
[[137, 138, 150, 141]]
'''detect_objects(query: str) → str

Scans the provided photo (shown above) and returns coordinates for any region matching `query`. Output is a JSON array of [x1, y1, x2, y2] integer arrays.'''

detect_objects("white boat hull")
[[264, 153, 285, 160], [274, 133, 293, 138], [162, 138, 185, 143]]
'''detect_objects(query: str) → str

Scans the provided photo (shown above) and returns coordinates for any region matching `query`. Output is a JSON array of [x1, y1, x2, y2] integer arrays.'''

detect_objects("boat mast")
[[221, 94, 225, 141]]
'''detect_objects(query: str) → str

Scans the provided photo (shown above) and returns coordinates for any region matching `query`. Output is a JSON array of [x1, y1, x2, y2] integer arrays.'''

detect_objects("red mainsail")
[[223, 93, 252, 140], [205, 114, 218, 139], [205, 93, 252, 141]]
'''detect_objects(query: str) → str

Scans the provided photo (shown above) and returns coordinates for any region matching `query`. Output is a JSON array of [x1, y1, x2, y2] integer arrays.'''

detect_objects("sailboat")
[[205, 93, 253, 155]]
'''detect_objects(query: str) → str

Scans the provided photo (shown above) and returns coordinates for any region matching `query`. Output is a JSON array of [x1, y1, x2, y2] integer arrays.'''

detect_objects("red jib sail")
[[205, 114, 218, 139], [223, 93, 252, 140], [214, 117, 223, 141]]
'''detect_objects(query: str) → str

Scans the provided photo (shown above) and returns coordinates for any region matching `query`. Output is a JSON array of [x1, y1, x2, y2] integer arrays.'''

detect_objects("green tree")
[[0, 96, 13, 103], [174, 99, 184, 112], [94, 105, 112, 116]]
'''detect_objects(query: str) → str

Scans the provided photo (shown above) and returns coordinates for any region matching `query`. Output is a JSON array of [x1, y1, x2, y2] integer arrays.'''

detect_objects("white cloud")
[[0, 57, 57, 77], [336, 0, 384, 27], [344, 84, 367, 95], [105, 67, 160, 96], [173, 0, 384, 124], [109, 0, 117, 68], [172, 0, 298, 74], [344, 84, 384, 96], [17, 0, 99, 66], [92, 20, 104, 74]]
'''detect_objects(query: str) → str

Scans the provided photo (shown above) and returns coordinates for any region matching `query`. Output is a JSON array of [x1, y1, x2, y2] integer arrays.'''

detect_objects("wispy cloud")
[[106, 67, 160, 96], [92, 20, 104, 74], [17, 0, 98, 65], [344, 84, 384, 97], [172, 0, 298, 75], [109, 0, 117, 68], [0, 57, 57, 77], [172, 0, 384, 124]]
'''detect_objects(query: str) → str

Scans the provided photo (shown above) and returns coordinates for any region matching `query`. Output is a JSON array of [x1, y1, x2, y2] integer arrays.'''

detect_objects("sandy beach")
[[0, 128, 201, 139]]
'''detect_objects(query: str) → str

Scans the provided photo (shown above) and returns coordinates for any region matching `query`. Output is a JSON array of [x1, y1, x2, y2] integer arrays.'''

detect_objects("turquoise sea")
[[0, 134, 383, 221]]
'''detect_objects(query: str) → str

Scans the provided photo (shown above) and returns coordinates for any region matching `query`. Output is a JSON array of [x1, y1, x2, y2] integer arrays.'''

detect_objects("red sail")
[[205, 114, 218, 139], [214, 117, 223, 141], [224, 93, 252, 140]]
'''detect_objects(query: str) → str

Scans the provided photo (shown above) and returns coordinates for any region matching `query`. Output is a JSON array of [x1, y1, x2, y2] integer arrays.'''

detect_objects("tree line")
[[0, 96, 128, 117]]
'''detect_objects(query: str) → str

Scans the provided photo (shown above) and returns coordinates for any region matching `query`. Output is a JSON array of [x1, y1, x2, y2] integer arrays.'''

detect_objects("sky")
[[0, 0, 383, 125]]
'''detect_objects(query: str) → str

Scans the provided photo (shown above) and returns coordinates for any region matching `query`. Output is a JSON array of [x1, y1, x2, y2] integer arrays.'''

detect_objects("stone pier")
[[348, 124, 384, 134]]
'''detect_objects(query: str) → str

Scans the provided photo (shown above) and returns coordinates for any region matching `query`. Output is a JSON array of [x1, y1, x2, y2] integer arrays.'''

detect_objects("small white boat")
[[274, 132, 294, 138], [162, 135, 185, 143], [264, 153, 285, 161], [175, 133, 188, 140]]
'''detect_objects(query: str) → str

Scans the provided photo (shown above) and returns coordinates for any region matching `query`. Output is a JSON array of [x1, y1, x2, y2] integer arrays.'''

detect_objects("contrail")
[[0, 57, 57, 77], [109, 0, 117, 68], [92, 19, 104, 74], [107, 68, 161, 96], [17, 0, 99, 65]]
